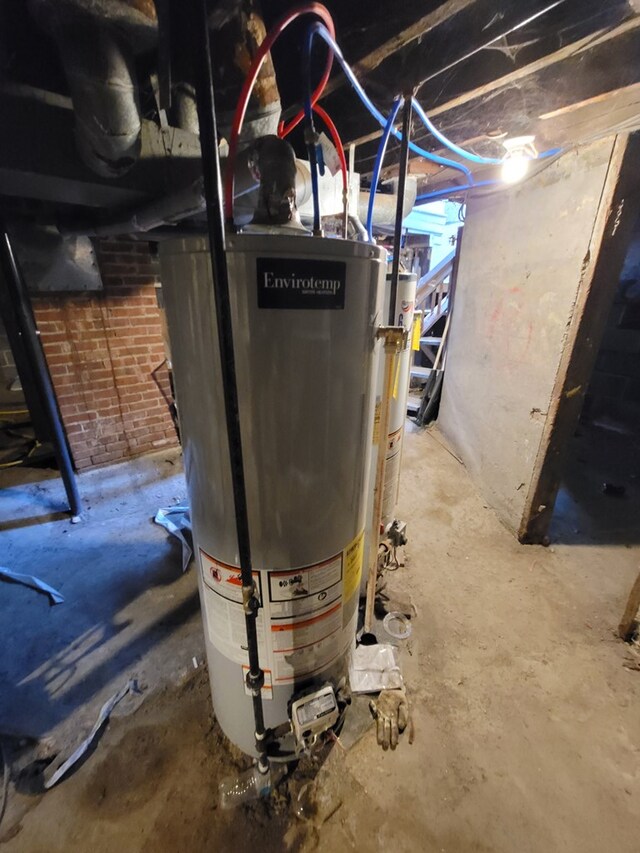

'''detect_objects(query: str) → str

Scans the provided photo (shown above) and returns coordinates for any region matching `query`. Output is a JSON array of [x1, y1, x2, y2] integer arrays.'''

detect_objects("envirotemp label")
[[256, 257, 346, 309]]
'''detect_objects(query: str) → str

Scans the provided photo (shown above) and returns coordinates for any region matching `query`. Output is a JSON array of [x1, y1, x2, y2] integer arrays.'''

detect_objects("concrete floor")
[[0, 449, 201, 747], [1, 425, 639, 852]]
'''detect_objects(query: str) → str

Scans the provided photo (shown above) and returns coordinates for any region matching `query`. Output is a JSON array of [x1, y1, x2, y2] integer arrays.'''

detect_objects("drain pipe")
[[0, 226, 82, 520], [186, 0, 269, 770]]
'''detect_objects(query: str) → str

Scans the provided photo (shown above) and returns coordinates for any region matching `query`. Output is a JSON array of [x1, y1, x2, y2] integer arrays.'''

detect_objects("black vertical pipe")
[[389, 96, 412, 325], [0, 227, 82, 518], [187, 0, 267, 762]]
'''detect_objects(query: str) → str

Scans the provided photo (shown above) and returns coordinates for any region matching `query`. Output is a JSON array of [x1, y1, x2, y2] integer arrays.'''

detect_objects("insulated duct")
[[29, 0, 156, 178], [57, 23, 141, 178]]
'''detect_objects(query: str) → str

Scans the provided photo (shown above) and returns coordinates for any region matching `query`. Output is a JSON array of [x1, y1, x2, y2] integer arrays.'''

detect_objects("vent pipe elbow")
[[56, 21, 142, 178], [29, 1, 144, 179]]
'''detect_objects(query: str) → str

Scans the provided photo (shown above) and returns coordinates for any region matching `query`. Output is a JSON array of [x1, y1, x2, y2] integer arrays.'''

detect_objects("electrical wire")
[[311, 104, 349, 236], [224, 3, 335, 222], [366, 96, 402, 241]]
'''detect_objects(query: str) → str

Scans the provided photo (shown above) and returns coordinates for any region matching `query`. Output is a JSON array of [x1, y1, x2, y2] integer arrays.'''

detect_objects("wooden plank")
[[619, 570, 640, 642], [425, 15, 640, 122], [347, 14, 640, 176], [519, 133, 640, 542], [321, 0, 476, 99], [338, 2, 633, 150], [348, 16, 640, 148], [436, 138, 620, 534]]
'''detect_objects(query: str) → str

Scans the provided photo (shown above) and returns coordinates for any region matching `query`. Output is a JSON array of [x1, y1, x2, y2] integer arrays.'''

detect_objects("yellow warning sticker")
[[372, 398, 382, 444], [411, 312, 422, 351], [343, 529, 364, 602]]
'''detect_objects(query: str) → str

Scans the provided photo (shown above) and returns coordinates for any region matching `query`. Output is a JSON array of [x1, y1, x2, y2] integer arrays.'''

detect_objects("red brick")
[[32, 247, 177, 471]]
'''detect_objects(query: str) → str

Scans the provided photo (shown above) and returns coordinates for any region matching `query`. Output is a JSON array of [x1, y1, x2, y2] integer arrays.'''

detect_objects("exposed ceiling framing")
[[0, 0, 638, 221]]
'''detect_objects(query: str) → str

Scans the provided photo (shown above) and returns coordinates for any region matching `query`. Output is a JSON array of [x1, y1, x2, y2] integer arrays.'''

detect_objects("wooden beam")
[[535, 81, 640, 146], [519, 133, 640, 543], [347, 15, 640, 150], [331, 0, 630, 155], [321, 0, 476, 99], [619, 570, 640, 642]]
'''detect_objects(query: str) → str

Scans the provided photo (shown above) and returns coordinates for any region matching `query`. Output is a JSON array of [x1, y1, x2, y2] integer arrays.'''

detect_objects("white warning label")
[[199, 550, 268, 667], [199, 535, 363, 686], [268, 553, 342, 619], [270, 601, 345, 684], [201, 581, 268, 667], [200, 550, 262, 605]]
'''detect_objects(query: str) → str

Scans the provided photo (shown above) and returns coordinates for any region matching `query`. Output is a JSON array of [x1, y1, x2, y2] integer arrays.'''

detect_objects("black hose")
[[389, 97, 412, 325], [0, 227, 82, 518], [186, 0, 267, 765]]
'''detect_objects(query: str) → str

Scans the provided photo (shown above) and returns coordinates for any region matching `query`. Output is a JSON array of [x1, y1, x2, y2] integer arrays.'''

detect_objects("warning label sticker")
[[201, 581, 268, 667], [199, 534, 363, 685], [270, 601, 344, 683], [268, 553, 342, 618], [200, 550, 262, 606], [343, 529, 364, 603]]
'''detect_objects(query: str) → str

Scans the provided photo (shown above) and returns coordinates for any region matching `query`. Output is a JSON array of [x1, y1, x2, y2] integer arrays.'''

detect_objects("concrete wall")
[[32, 239, 178, 469], [437, 137, 620, 535]]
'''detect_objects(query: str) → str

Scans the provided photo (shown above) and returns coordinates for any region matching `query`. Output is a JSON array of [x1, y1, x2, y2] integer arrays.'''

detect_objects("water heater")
[[160, 233, 385, 757], [362, 271, 417, 590], [380, 271, 417, 527]]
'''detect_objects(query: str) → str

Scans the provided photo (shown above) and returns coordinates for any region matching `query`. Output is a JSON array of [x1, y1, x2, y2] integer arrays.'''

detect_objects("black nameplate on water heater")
[[256, 257, 346, 309]]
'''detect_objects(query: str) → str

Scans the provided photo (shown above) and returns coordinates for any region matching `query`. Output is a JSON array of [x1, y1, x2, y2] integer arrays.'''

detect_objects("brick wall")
[[32, 238, 178, 470]]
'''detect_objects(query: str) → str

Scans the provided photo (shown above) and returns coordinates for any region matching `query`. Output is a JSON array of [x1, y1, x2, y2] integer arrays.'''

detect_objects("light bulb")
[[501, 152, 530, 183], [501, 135, 537, 184]]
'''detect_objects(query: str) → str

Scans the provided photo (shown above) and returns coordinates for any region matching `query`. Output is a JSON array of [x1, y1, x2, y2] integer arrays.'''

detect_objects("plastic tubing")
[[411, 99, 502, 165], [415, 179, 495, 203], [366, 95, 402, 240], [224, 3, 335, 221], [303, 23, 472, 182], [412, 99, 564, 165]]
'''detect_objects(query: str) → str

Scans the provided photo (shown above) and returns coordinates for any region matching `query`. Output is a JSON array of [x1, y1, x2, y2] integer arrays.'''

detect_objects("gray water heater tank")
[[159, 233, 386, 756]]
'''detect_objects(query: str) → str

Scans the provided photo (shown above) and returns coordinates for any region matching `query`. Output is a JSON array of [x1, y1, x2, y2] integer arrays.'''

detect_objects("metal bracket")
[[242, 582, 260, 616], [376, 325, 408, 351]]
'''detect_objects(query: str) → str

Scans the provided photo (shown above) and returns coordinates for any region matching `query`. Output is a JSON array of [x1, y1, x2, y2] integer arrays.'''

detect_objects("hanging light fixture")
[[501, 135, 537, 183]]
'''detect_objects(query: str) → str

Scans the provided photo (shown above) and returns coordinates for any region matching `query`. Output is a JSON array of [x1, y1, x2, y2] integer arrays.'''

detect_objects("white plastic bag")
[[349, 643, 403, 693]]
